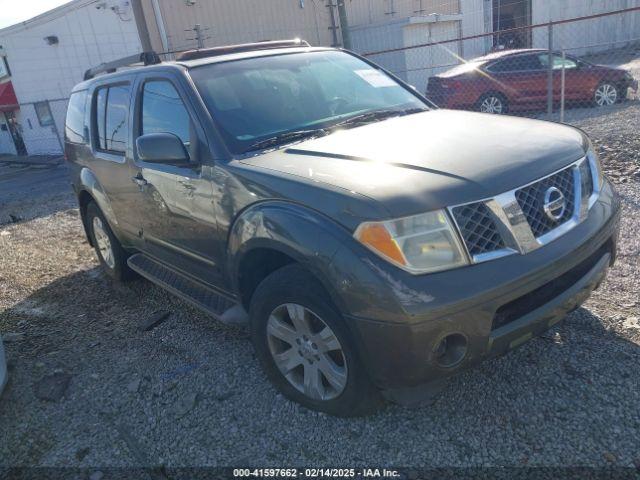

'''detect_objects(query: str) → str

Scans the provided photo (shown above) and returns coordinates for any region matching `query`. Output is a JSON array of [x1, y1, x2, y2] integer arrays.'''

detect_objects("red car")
[[426, 48, 638, 114]]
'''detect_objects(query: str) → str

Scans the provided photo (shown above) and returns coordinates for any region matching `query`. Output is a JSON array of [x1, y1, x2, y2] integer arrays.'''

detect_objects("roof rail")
[[176, 39, 310, 62], [83, 51, 161, 81]]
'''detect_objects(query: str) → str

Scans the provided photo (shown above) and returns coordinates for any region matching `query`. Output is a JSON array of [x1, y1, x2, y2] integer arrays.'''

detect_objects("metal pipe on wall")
[[150, 0, 170, 54]]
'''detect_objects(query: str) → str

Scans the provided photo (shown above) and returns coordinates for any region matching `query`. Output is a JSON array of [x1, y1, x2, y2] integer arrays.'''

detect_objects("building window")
[[34, 101, 54, 127]]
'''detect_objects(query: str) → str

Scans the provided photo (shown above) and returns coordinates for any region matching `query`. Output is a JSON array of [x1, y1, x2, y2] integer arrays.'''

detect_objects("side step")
[[127, 254, 248, 326]]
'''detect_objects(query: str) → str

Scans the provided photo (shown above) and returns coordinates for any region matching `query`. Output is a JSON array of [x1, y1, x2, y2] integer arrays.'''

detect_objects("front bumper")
[[336, 180, 620, 389]]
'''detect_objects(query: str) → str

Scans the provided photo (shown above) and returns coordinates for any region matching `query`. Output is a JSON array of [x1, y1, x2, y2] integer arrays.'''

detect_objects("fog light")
[[434, 333, 468, 368]]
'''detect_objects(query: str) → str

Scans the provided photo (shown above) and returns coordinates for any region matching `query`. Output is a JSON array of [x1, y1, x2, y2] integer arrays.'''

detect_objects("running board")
[[127, 254, 248, 326]]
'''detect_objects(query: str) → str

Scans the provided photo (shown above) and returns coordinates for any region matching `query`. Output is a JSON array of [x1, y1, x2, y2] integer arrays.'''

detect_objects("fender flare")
[[226, 200, 356, 313], [77, 167, 125, 246], [79, 168, 119, 225]]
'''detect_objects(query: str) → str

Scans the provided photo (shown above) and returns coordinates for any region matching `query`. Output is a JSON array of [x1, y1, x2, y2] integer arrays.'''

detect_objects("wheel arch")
[[227, 201, 353, 313]]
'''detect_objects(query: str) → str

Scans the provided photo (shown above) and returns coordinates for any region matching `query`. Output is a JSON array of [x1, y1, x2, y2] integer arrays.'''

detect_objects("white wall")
[[0, 0, 142, 155], [350, 19, 409, 81], [532, 0, 640, 55]]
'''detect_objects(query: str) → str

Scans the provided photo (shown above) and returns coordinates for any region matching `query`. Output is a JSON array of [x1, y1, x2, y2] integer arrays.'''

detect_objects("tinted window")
[[95, 88, 107, 150], [488, 55, 542, 73], [141, 81, 190, 146], [190, 50, 426, 154], [94, 84, 130, 153], [105, 85, 130, 152], [65, 92, 87, 144], [539, 54, 578, 70]]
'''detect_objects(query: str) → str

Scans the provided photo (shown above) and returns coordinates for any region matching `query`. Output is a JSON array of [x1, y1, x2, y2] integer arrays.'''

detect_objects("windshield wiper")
[[330, 107, 428, 130], [243, 129, 327, 153]]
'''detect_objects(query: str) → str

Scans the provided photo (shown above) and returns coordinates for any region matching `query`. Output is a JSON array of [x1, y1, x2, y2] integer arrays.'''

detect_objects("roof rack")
[[83, 51, 161, 81], [176, 39, 310, 62]]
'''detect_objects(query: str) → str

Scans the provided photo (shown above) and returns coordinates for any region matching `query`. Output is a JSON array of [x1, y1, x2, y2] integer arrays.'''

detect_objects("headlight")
[[586, 143, 603, 191], [354, 210, 468, 274]]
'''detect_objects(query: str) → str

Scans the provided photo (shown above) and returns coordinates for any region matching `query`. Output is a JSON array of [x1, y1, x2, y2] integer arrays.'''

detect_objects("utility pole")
[[327, 0, 340, 47], [337, 1, 351, 50]]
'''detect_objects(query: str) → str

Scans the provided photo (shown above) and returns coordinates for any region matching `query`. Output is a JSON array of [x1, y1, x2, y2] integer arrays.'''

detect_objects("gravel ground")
[[0, 106, 639, 472]]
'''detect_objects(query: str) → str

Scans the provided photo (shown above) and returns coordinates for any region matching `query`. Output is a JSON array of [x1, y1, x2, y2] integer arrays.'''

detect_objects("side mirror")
[[136, 133, 189, 164]]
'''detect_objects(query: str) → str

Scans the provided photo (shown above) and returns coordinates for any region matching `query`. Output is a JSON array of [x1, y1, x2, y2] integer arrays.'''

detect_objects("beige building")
[[134, 0, 339, 54]]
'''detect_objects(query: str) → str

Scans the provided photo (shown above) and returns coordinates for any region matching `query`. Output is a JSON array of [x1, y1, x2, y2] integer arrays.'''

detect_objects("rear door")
[[87, 79, 140, 242], [485, 54, 546, 106], [129, 73, 223, 286]]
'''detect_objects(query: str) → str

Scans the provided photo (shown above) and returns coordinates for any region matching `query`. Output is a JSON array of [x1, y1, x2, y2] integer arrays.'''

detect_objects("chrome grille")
[[515, 166, 575, 238], [449, 156, 599, 264], [451, 203, 505, 256]]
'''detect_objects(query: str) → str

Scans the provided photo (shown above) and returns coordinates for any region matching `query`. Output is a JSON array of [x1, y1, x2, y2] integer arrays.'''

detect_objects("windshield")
[[190, 50, 427, 154]]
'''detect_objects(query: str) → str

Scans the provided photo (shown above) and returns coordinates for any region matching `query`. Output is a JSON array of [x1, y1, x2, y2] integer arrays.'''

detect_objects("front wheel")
[[249, 264, 382, 416], [594, 82, 619, 106], [477, 92, 508, 114]]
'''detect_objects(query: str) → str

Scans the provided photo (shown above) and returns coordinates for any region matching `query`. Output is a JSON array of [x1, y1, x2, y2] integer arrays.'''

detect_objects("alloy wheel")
[[266, 303, 348, 401], [92, 217, 115, 269], [480, 96, 504, 114], [595, 83, 618, 106]]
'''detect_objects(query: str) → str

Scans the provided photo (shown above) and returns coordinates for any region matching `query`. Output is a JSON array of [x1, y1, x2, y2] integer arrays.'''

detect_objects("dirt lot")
[[1, 106, 639, 473]]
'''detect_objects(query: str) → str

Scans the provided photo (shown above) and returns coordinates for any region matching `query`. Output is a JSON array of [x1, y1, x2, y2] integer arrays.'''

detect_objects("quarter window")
[[94, 84, 131, 154], [65, 92, 87, 144], [141, 81, 191, 147]]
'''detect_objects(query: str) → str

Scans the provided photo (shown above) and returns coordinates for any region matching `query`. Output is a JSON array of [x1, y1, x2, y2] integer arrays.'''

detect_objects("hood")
[[239, 109, 587, 218]]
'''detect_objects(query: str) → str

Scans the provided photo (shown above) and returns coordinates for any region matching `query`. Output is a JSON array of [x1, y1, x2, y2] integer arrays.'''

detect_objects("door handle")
[[178, 180, 195, 190], [132, 174, 148, 187]]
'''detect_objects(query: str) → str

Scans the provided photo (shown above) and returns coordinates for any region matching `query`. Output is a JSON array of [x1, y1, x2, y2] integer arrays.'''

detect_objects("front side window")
[[141, 80, 191, 147], [190, 50, 426, 154], [538, 54, 578, 70], [94, 84, 131, 154], [34, 101, 54, 127]]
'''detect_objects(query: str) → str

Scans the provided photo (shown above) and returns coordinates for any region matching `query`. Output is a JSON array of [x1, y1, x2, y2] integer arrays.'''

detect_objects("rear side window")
[[65, 91, 87, 144], [94, 83, 131, 154], [141, 80, 191, 146], [487, 55, 542, 73]]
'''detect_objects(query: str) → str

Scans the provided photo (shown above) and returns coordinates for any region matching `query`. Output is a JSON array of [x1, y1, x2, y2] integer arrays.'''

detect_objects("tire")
[[476, 92, 508, 114], [593, 82, 619, 107], [86, 202, 134, 282], [249, 263, 382, 416]]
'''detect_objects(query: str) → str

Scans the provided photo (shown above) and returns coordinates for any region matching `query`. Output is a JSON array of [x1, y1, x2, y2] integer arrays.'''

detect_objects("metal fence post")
[[560, 49, 566, 123], [546, 23, 554, 115]]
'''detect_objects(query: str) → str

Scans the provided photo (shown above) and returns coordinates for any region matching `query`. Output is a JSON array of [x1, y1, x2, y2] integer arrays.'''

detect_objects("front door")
[[4, 111, 27, 155], [130, 77, 223, 287]]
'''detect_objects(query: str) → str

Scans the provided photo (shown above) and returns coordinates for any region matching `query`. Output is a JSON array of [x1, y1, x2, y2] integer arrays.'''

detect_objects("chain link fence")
[[3, 3, 639, 157], [358, 6, 640, 125]]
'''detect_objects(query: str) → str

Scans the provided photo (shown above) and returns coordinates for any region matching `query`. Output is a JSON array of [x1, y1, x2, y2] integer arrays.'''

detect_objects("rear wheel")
[[477, 92, 508, 114], [86, 202, 133, 281], [594, 82, 619, 106], [249, 264, 382, 416]]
